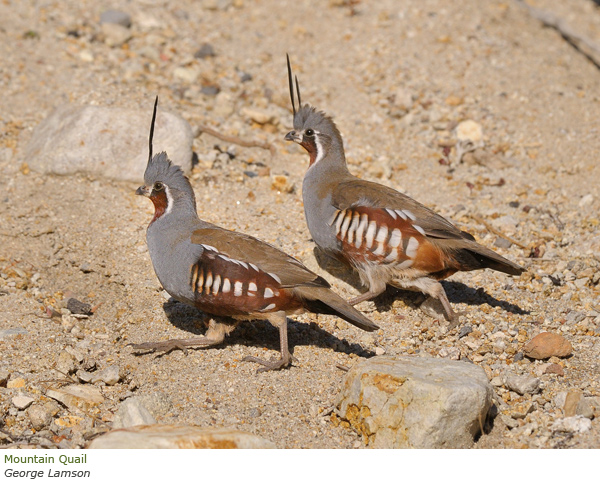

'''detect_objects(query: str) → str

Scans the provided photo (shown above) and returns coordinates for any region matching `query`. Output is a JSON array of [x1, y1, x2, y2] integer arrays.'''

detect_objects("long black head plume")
[[148, 95, 158, 164], [286, 54, 302, 116]]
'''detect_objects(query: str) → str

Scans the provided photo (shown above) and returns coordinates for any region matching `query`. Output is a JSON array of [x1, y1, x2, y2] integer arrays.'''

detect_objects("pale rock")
[[551, 416, 592, 434], [503, 372, 541, 395], [101, 23, 132, 47], [89, 424, 276, 449], [174, 66, 200, 83], [579, 194, 593, 207], [12, 395, 35, 410], [455, 120, 483, 143], [27, 404, 53, 430], [100, 10, 132, 28], [241, 107, 277, 125], [46, 384, 104, 411], [335, 356, 493, 448], [25, 104, 193, 182], [56, 351, 77, 375], [213, 92, 235, 118], [113, 397, 156, 428], [522, 332, 573, 359], [91, 364, 121, 386]]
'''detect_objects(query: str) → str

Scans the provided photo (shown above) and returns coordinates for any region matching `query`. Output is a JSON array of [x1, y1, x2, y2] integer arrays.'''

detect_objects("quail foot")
[[132, 98, 378, 372], [284, 56, 524, 326]]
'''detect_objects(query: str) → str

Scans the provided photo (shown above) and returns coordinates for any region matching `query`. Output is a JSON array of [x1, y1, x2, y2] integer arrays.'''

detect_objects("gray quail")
[[132, 98, 378, 371], [284, 56, 524, 325]]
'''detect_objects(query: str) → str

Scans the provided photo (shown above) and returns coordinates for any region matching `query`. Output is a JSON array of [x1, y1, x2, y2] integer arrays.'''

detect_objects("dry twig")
[[469, 214, 529, 250], [195, 124, 276, 158]]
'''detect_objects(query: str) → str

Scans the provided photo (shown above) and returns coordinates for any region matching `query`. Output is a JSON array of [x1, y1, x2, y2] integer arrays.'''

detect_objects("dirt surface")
[[0, 0, 599, 449]]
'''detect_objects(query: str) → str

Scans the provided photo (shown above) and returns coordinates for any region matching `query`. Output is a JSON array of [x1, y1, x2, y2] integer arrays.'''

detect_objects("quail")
[[132, 98, 378, 371], [284, 56, 523, 325]]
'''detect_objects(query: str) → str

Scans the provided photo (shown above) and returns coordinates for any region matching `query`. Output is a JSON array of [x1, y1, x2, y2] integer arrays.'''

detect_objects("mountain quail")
[[284, 56, 523, 325], [132, 98, 378, 371]]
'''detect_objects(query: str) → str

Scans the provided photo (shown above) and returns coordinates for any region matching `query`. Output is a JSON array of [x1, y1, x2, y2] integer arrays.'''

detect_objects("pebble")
[[12, 395, 35, 410], [56, 350, 77, 375], [335, 356, 493, 448], [551, 416, 592, 434], [0, 327, 29, 339], [503, 372, 541, 395], [25, 104, 193, 182], [89, 424, 276, 449], [0, 368, 9, 386], [27, 404, 53, 431], [271, 175, 294, 193], [241, 107, 277, 125], [522, 332, 573, 359], [538, 362, 565, 376], [101, 23, 132, 47], [46, 384, 104, 411], [213, 92, 235, 118], [7, 377, 26, 388], [194, 43, 216, 59], [455, 120, 483, 143], [91, 364, 121, 386], [100, 9, 132, 28], [113, 397, 156, 428]]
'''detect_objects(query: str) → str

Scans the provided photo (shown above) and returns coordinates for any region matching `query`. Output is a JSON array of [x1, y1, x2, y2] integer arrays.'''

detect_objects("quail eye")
[[305, 128, 314, 137], [153, 182, 164, 191]]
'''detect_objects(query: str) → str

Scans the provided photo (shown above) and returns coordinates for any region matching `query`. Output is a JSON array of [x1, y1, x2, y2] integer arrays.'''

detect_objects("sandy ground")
[[0, 0, 599, 449]]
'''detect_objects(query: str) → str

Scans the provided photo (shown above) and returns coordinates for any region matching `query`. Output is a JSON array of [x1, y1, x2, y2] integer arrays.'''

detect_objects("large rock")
[[335, 355, 493, 448], [88, 424, 276, 449], [25, 104, 193, 182]]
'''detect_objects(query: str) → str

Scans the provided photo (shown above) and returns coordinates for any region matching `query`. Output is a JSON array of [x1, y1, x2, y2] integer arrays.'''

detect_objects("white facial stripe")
[[313, 134, 324, 165], [163, 185, 174, 216]]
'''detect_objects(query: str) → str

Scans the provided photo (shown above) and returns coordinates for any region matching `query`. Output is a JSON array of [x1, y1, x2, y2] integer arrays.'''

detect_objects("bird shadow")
[[313, 246, 528, 317], [131, 298, 374, 363]]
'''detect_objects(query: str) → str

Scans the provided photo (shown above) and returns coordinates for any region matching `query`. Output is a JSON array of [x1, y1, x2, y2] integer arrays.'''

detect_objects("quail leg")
[[242, 311, 295, 372], [347, 285, 387, 306], [130, 320, 228, 355]]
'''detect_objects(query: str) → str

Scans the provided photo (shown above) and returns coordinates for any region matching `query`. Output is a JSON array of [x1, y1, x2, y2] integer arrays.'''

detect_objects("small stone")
[[271, 175, 294, 193], [213, 92, 235, 118], [374, 347, 386, 356], [101, 23, 132, 47], [100, 9, 132, 28], [194, 43, 216, 59], [490, 376, 504, 387], [27, 404, 52, 431], [113, 397, 156, 428], [55, 415, 84, 428], [563, 390, 583, 417], [0, 328, 29, 339], [46, 384, 104, 411], [91, 365, 121, 386], [89, 424, 276, 449], [66, 298, 92, 315], [7, 377, 26, 388], [12, 395, 35, 410], [522, 332, 573, 359], [241, 107, 277, 125], [541, 362, 564, 376], [455, 120, 483, 142], [174, 66, 200, 83], [458, 326, 472, 338], [445, 95, 463, 106], [56, 351, 77, 375], [503, 372, 541, 395], [25, 104, 193, 182], [494, 237, 512, 249], [511, 401, 535, 419], [438, 347, 461, 360], [201, 85, 220, 96], [551, 416, 592, 434], [579, 194, 593, 207]]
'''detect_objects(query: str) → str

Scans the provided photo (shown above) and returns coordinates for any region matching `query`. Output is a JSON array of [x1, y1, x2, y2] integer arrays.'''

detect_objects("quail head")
[[284, 56, 523, 325], [133, 97, 378, 371]]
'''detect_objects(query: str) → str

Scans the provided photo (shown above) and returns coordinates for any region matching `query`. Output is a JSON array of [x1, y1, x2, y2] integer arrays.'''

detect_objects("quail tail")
[[295, 287, 379, 332], [450, 240, 524, 276]]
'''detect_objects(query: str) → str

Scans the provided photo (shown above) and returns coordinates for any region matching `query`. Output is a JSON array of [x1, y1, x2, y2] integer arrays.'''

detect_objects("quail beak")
[[285, 130, 302, 143], [136, 185, 151, 197]]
